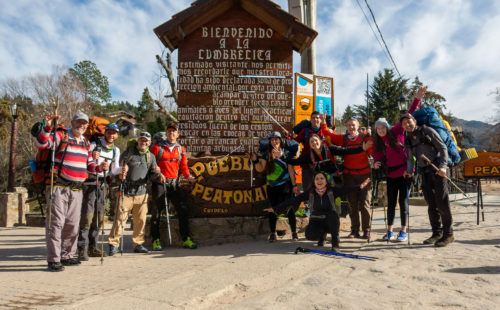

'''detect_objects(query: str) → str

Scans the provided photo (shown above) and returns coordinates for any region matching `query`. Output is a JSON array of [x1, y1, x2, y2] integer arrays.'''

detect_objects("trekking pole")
[[405, 176, 413, 246], [163, 182, 172, 245], [367, 178, 378, 244], [206, 144, 245, 172], [295, 247, 377, 261], [257, 102, 289, 133], [47, 117, 58, 232], [100, 159, 113, 265], [119, 180, 125, 256], [420, 155, 475, 204]]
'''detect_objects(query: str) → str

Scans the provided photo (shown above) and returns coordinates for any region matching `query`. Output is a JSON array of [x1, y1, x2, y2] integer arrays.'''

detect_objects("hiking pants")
[[108, 194, 148, 248], [267, 181, 296, 233], [151, 182, 190, 242], [344, 173, 372, 232], [305, 211, 340, 246], [386, 176, 409, 227], [421, 170, 453, 236], [78, 184, 104, 250], [45, 186, 83, 263]]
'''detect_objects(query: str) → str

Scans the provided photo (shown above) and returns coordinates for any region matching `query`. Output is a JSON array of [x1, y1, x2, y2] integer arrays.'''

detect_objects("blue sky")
[[1, 0, 499, 123]]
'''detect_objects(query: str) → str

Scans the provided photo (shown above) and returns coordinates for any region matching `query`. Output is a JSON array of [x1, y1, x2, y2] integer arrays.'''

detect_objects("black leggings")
[[386, 176, 409, 227], [151, 182, 190, 241], [268, 181, 296, 233], [305, 211, 340, 246]]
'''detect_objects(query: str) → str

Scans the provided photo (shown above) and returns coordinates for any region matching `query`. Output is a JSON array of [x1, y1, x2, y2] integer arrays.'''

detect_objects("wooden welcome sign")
[[154, 0, 317, 216], [464, 152, 500, 178]]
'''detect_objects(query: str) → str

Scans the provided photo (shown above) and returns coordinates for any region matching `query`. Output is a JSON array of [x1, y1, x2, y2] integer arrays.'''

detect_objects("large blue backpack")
[[411, 106, 461, 166]]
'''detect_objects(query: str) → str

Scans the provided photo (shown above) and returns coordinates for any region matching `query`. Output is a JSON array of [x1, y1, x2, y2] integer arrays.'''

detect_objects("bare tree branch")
[[156, 54, 178, 102], [154, 100, 177, 123]]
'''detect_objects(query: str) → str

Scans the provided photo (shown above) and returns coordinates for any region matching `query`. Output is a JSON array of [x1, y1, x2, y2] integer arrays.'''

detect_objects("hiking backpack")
[[411, 107, 461, 166], [84, 116, 110, 142], [258, 137, 299, 158]]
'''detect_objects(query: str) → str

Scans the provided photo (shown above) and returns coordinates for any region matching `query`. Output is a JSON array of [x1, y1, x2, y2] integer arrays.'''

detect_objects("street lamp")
[[7, 103, 19, 192], [397, 95, 409, 113]]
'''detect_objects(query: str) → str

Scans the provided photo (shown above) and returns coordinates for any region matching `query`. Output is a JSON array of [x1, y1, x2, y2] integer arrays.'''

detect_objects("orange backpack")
[[84, 116, 110, 142]]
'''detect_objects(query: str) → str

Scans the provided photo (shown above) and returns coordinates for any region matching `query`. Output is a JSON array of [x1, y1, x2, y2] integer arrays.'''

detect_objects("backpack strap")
[[309, 192, 314, 214], [327, 191, 341, 215]]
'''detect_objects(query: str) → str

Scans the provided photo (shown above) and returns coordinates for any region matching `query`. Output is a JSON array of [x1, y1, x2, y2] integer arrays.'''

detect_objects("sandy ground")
[[0, 185, 499, 310]]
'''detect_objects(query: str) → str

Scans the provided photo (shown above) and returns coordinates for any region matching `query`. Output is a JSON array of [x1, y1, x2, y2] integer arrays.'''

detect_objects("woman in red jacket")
[[322, 116, 373, 239]]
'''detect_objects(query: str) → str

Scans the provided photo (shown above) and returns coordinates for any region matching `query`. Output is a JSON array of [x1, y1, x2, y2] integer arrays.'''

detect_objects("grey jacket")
[[405, 125, 448, 173], [120, 147, 159, 196]]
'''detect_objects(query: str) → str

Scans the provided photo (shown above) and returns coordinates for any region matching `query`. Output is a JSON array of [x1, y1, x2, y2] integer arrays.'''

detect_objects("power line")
[[363, 0, 401, 77], [354, 0, 392, 67]]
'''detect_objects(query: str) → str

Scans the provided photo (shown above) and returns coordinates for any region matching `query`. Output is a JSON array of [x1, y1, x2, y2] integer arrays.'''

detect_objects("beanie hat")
[[374, 117, 390, 129]]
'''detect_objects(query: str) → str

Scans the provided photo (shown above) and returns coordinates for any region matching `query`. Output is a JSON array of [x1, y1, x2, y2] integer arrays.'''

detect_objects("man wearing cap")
[[150, 123, 197, 250], [77, 122, 122, 260], [401, 113, 455, 247], [108, 131, 161, 255], [35, 112, 108, 272]]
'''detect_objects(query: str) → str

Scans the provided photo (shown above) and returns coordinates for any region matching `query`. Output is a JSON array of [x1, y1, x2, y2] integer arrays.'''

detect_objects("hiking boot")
[[88, 247, 107, 257], [78, 247, 89, 261], [48, 262, 65, 272], [382, 231, 395, 241], [61, 258, 81, 266], [134, 245, 149, 253], [152, 238, 163, 251], [347, 231, 360, 239], [268, 233, 277, 243], [183, 237, 198, 249], [396, 231, 408, 242], [423, 234, 443, 245], [108, 245, 119, 256], [362, 231, 370, 240], [435, 235, 455, 247], [292, 232, 299, 241]]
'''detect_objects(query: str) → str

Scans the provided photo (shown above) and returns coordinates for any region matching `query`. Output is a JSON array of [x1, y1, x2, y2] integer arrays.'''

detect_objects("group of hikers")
[[35, 85, 456, 272], [36, 114, 197, 272]]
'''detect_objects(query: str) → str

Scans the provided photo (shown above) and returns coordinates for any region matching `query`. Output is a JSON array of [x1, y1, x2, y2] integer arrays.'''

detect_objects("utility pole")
[[289, 0, 316, 74], [366, 73, 369, 128]]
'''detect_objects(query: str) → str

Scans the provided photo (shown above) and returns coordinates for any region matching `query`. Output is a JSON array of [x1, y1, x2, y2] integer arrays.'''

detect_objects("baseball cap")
[[72, 112, 89, 123], [166, 123, 178, 131], [138, 131, 151, 141], [105, 123, 119, 132], [399, 113, 415, 123]]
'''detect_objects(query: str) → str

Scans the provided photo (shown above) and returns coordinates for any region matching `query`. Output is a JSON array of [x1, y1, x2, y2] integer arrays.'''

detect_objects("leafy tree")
[[409, 76, 447, 116], [137, 87, 155, 120], [356, 68, 409, 126], [341, 105, 356, 124], [146, 116, 165, 136], [70, 60, 112, 106]]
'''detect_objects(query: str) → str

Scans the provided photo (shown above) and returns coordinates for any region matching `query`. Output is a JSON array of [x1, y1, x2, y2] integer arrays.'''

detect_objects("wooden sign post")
[[154, 0, 317, 216], [464, 151, 500, 224]]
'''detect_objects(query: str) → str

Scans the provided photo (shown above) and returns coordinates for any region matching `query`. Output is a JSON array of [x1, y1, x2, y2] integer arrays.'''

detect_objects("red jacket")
[[150, 143, 190, 179], [323, 127, 373, 175]]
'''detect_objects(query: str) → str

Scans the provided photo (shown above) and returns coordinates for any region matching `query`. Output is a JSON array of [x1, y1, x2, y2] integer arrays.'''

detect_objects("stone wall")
[[0, 187, 29, 227], [144, 215, 351, 248]]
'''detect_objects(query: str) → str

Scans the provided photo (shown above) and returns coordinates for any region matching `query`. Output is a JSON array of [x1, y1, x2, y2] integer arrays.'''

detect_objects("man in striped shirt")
[[36, 112, 108, 272]]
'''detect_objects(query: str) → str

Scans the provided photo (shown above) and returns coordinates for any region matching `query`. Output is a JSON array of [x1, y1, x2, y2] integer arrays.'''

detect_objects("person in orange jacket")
[[321, 116, 373, 239], [149, 123, 197, 250]]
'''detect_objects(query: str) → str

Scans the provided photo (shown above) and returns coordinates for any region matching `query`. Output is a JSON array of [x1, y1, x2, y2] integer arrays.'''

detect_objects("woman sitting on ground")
[[264, 171, 371, 251]]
